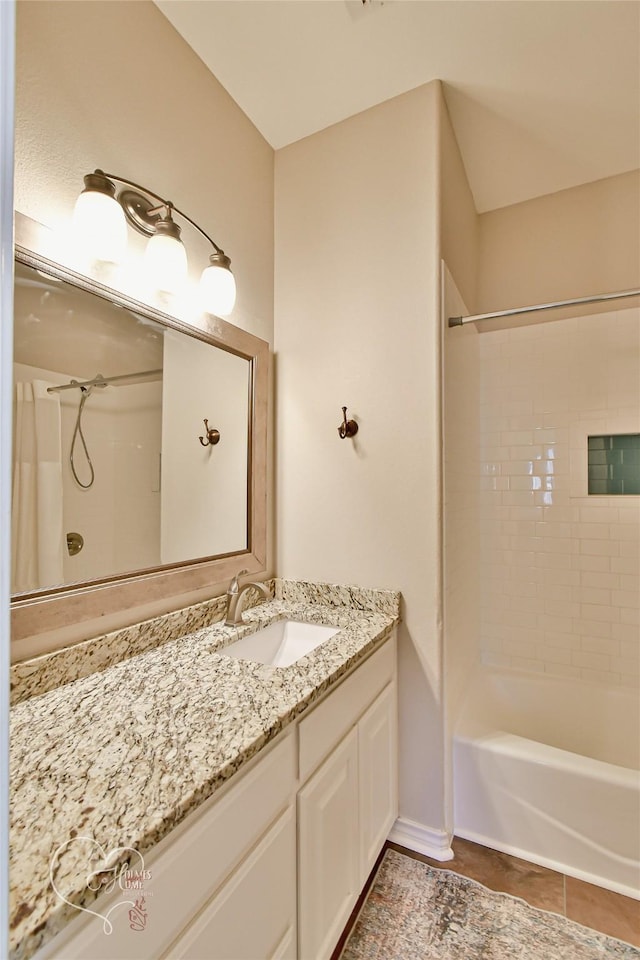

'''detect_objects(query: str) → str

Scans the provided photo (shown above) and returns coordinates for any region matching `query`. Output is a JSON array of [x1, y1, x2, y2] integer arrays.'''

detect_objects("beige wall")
[[15, 0, 638, 842], [13, 0, 275, 643], [15, 0, 274, 343], [439, 99, 480, 834], [442, 268, 481, 833], [275, 82, 448, 837], [478, 170, 640, 319], [160, 337, 249, 563], [439, 101, 478, 314]]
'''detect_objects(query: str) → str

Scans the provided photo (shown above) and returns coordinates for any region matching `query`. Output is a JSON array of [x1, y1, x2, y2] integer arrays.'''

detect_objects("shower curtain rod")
[[47, 369, 162, 393], [448, 287, 640, 328]]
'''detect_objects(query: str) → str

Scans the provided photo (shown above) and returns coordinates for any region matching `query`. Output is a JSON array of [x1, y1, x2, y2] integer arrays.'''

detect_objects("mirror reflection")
[[12, 260, 250, 595]]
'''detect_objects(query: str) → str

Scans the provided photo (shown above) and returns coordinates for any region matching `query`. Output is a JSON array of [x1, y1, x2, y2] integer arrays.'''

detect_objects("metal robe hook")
[[338, 406, 359, 439], [199, 419, 221, 447]]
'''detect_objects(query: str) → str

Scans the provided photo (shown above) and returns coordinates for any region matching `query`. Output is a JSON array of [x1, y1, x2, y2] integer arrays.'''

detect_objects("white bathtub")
[[453, 666, 640, 899]]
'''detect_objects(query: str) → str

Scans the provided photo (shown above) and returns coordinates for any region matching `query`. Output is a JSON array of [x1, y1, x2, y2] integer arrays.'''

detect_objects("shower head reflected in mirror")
[[69, 380, 100, 488], [46, 368, 163, 489]]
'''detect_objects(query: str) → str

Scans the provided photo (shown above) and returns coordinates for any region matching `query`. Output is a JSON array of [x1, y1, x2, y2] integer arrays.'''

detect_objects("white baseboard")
[[388, 817, 454, 862]]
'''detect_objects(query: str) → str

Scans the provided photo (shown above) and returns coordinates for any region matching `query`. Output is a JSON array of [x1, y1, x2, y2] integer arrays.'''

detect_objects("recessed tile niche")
[[587, 434, 640, 495]]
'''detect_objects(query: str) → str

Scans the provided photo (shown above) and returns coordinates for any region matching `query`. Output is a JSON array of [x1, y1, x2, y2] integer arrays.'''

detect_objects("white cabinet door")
[[298, 641, 395, 783], [358, 682, 398, 885], [297, 728, 359, 960], [33, 734, 296, 960], [167, 806, 296, 960]]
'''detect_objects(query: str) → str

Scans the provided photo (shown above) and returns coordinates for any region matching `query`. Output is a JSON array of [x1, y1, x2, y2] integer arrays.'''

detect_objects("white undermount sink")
[[220, 620, 340, 668]]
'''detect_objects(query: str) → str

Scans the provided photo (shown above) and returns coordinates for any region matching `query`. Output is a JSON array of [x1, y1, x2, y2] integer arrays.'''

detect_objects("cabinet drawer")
[[298, 636, 395, 784], [36, 732, 296, 960], [166, 806, 296, 960]]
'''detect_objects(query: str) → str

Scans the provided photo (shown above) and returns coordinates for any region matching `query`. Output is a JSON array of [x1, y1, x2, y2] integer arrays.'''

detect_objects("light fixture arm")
[[172, 204, 225, 257], [101, 170, 167, 213], [75, 169, 237, 315], [96, 170, 226, 255]]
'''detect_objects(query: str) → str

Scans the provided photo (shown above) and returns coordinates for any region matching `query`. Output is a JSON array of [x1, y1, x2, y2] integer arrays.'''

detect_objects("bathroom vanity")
[[10, 580, 400, 960], [10, 218, 400, 960]]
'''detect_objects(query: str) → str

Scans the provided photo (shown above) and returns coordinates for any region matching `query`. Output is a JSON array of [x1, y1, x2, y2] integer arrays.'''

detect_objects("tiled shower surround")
[[477, 308, 639, 687]]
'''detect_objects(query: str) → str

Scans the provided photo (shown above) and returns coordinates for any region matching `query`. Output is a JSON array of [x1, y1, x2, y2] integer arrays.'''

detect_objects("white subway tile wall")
[[478, 309, 640, 687]]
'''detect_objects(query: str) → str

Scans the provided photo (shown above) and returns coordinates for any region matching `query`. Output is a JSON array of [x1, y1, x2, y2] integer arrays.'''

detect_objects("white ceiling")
[[154, 0, 640, 212]]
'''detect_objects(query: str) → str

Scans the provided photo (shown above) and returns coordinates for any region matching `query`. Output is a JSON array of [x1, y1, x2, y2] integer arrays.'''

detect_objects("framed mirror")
[[11, 225, 268, 647]]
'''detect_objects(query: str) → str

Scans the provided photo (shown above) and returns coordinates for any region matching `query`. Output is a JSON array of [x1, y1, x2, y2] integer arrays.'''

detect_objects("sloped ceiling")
[[154, 0, 640, 212]]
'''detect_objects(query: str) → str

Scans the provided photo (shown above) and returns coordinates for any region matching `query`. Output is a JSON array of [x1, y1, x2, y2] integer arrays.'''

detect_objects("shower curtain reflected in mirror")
[[11, 380, 64, 592]]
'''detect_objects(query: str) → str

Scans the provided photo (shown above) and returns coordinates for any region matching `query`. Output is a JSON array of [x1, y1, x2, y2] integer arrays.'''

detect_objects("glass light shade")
[[72, 190, 127, 264], [143, 233, 188, 294], [199, 262, 237, 316]]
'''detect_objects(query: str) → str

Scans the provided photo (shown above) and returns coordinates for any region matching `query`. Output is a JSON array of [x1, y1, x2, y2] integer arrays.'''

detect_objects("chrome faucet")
[[224, 569, 270, 626]]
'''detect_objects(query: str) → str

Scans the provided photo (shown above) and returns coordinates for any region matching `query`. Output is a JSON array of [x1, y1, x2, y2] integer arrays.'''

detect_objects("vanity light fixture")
[[73, 169, 236, 315]]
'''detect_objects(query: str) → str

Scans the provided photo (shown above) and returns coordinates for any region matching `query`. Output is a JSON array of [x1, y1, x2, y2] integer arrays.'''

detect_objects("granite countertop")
[[10, 579, 400, 960]]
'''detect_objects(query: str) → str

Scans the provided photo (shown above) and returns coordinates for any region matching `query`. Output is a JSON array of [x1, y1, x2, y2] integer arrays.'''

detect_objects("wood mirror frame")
[[11, 215, 269, 650]]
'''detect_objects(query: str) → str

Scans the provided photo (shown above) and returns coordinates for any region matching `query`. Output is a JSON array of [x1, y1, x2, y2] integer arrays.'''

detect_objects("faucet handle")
[[228, 569, 249, 593]]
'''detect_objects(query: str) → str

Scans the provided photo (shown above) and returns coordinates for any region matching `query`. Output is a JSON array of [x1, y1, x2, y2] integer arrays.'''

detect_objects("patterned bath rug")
[[340, 849, 639, 959]]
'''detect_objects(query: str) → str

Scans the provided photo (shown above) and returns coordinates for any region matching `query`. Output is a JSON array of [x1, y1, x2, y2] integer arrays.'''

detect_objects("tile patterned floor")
[[386, 838, 640, 949]]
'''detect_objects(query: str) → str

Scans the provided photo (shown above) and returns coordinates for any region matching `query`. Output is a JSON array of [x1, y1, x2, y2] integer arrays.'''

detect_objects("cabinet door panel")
[[167, 806, 296, 960], [358, 683, 398, 884], [298, 640, 394, 783], [298, 728, 359, 960], [34, 734, 296, 960]]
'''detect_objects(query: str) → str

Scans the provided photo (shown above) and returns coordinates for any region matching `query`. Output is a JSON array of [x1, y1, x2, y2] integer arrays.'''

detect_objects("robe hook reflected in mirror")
[[199, 419, 221, 447], [338, 406, 359, 439]]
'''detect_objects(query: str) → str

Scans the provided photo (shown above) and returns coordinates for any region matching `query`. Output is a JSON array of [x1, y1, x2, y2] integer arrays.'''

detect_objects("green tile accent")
[[612, 464, 638, 480], [588, 464, 610, 480], [589, 478, 623, 495], [612, 434, 640, 450], [588, 479, 604, 495], [588, 434, 640, 495]]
